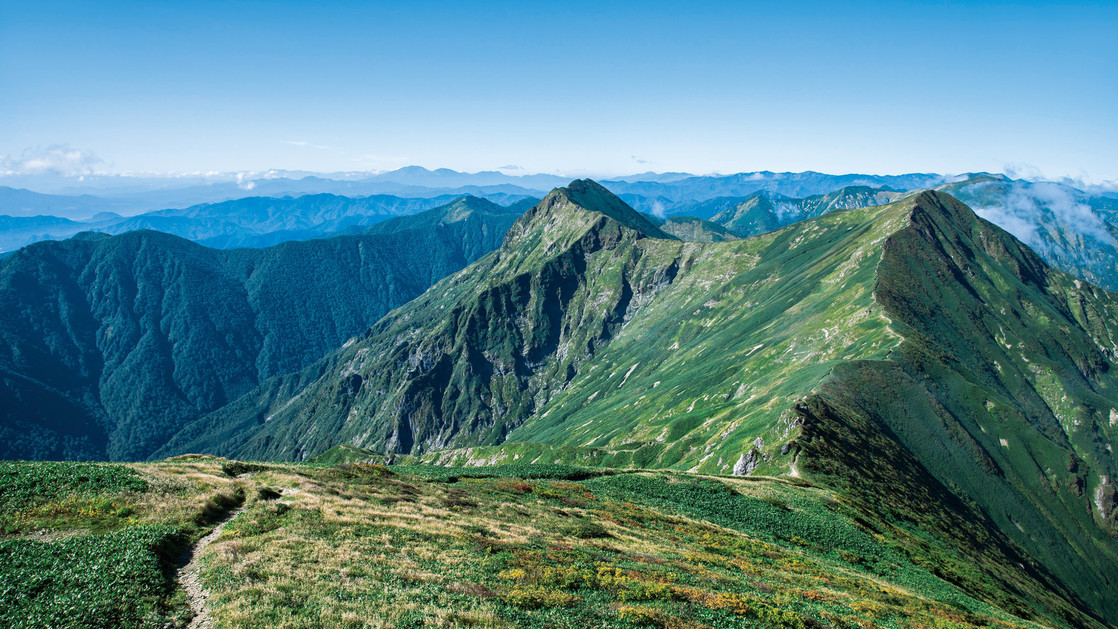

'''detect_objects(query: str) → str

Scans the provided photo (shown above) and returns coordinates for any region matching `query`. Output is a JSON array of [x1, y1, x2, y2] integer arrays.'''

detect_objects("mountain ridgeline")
[[160, 180, 1118, 626], [0, 196, 521, 461]]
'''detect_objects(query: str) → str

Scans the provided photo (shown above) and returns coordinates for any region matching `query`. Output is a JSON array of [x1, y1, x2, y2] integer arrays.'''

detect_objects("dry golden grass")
[[112, 465, 1042, 629], [8, 459, 1059, 629]]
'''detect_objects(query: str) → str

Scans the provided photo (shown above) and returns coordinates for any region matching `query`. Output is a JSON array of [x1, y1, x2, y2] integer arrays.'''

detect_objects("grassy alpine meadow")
[[0, 457, 1071, 628], [0, 457, 245, 628]]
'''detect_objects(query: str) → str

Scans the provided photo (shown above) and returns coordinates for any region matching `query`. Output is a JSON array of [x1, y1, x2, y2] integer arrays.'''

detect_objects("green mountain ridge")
[[694, 178, 1118, 293], [160, 181, 1118, 625], [0, 197, 520, 461], [156, 180, 679, 459]]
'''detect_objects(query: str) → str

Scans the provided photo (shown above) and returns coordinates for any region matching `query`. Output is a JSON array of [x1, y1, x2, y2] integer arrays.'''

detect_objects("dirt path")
[[177, 505, 245, 629]]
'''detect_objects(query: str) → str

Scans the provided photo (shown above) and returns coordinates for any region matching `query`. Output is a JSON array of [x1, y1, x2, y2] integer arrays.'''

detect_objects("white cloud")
[[284, 140, 332, 150], [1001, 163, 1118, 193], [235, 172, 256, 190], [1053, 176, 1118, 194], [0, 144, 104, 176], [1002, 163, 1046, 181], [971, 180, 1116, 255]]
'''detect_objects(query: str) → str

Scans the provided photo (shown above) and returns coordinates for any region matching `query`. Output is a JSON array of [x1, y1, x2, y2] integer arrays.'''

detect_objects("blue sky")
[[1, 0, 1115, 180]]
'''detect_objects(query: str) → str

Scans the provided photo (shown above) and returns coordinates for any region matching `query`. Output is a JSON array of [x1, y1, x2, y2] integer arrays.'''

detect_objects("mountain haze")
[[0, 192, 532, 252]]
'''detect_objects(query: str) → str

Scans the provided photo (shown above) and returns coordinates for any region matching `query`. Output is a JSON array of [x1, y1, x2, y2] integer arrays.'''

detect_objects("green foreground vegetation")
[[0, 458, 1099, 629]]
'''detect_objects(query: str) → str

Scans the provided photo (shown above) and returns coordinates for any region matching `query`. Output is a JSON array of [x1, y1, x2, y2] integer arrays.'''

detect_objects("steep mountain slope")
[[518, 189, 1118, 622], [361, 195, 528, 258], [164, 182, 1118, 624], [700, 177, 1118, 293], [0, 198, 520, 461], [158, 180, 679, 458], [796, 191, 1118, 623]]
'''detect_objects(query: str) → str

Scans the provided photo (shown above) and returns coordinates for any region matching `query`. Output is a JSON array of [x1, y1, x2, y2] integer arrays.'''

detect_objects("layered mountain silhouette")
[[657, 215, 739, 242], [705, 186, 904, 236], [0, 196, 520, 460], [0, 191, 535, 252], [5, 172, 1114, 294]]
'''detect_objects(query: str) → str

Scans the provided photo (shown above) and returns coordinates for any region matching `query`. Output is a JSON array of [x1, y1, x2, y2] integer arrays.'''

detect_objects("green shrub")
[[0, 462, 147, 511], [0, 525, 180, 628]]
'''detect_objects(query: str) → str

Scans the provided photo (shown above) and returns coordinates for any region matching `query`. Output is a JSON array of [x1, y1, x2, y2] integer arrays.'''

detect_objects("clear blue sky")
[[1, 0, 1115, 180]]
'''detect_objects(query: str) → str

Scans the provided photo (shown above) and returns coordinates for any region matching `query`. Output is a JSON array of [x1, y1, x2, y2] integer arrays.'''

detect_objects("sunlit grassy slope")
[[159, 182, 1118, 625], [160, 181, 910, 469], [1, 458, 1102, 629], [504, 195, 911, 473]]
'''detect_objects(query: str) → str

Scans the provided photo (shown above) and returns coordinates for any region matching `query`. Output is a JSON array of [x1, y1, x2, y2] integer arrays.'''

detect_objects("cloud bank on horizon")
[[0, 145, 105, 178], [2, 143, 1116, 196]]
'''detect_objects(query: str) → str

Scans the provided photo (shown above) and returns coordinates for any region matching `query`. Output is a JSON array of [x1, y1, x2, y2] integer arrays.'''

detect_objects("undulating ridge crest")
[[159, 183, 1118, 624]]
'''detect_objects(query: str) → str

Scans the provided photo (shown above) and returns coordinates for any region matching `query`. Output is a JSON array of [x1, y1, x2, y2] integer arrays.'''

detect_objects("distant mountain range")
[[0, 191, 536, 252], [0, 167, 991, 222], [4, 168, 1114, 293], [943, 176, 1118, 292]]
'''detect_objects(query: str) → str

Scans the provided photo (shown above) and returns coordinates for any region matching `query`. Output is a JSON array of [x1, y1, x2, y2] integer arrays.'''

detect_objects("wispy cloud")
[[235, 172, 256, 190], [1002, 162, 1118, 193], [1002, 162, 1046, 181], [283, 140, 333, 150], [970, 180, 1116, 255], [0, 144, 104, 176], [1052, 176, 1118, 194]]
